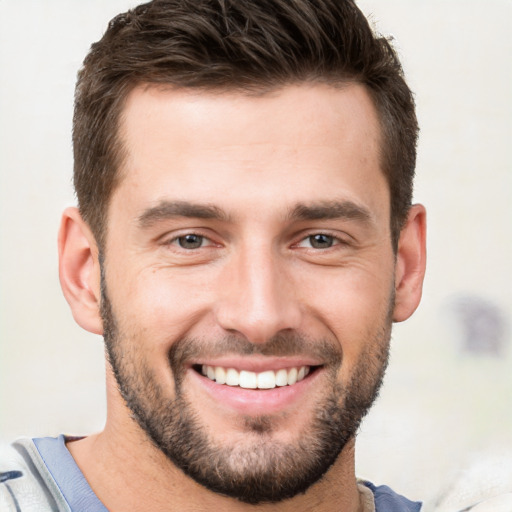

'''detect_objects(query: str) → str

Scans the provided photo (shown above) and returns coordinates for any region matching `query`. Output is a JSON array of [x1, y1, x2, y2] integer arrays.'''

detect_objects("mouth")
[[192, 364, 320, 390], [188, 360, 324, 416]]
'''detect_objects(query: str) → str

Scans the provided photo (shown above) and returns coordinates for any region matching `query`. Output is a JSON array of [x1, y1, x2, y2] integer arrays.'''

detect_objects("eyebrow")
[[137, 199, 373, 229], [287, 200, 373, 224], [137, 200, 230, 227]]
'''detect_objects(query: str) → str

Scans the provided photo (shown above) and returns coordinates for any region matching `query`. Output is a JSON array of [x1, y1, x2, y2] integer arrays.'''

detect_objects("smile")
[[200, 365, 311, 389]]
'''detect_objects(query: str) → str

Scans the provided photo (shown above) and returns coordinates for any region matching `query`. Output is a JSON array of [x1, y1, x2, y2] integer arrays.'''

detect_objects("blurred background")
[[1, 0, 511, 509]]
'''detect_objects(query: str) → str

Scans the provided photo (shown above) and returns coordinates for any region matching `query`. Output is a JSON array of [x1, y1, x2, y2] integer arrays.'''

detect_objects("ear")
[[393, 204, 427, 322], [58, 207, 103, 335]]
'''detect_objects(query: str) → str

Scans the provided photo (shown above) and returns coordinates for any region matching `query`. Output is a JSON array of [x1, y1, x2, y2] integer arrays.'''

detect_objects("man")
[[0, 0, 427, 510]]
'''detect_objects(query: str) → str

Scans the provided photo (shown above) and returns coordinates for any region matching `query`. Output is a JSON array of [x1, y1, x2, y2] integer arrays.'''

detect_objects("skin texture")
[[59, 83, 426, 512]]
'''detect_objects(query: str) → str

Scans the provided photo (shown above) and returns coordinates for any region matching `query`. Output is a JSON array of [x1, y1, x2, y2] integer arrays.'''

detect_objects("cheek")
[[110, 267, 217, 349], [302, 267, 394, 364]]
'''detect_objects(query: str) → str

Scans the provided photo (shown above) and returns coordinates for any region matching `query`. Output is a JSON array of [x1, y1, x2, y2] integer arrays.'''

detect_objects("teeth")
[[287, 367, 298, 385], [239, 370, 257, 389], [214, 366, 226, 384], [257, 370, 276, 389], [275, 368, 288, 387], [226, 368, 239, 386], [207, 366, 216, 380], [200, 365, 311, 389]]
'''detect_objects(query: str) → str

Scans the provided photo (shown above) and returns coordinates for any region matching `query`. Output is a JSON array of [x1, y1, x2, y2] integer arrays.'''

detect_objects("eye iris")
[[310, 234, 333, 249], [178, 234, 203, 249]]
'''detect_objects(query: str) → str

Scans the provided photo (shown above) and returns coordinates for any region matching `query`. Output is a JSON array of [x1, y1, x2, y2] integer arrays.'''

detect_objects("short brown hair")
[[73, 0, 418, 249]]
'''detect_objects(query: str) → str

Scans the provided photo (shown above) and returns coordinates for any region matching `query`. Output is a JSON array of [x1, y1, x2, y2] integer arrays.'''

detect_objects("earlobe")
[[393, 204, 427, 322], [58, 207, 103, 335]]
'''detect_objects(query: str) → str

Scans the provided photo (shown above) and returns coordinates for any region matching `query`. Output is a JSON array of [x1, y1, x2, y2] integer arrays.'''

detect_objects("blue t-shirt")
[[33, 436, 421, 511], [34, 436, 108, 512]]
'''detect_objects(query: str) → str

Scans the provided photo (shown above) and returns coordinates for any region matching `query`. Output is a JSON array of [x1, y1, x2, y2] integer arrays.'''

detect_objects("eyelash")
[[295, 233, 345, 250], [164, 233, 214, 250], [163, 231, 347, 252]]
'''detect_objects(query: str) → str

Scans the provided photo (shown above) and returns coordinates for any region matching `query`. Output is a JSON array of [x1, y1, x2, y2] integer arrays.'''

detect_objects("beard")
[[100, 273, 392, 504]]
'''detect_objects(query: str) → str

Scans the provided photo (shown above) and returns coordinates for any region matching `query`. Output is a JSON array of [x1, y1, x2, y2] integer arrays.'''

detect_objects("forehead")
[[113, 82, 387, 223]]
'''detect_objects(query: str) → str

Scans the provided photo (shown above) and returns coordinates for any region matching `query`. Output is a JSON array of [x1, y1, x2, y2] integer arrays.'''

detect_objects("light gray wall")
[[1, 0, 511, 503]]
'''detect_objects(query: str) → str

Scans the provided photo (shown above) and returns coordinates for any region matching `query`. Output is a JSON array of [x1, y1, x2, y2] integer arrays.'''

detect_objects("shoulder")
[[426, 449, 512, 512], [360, 480, 423, 512], [0, 438, 69, 512], [461, 493, 512, 511]]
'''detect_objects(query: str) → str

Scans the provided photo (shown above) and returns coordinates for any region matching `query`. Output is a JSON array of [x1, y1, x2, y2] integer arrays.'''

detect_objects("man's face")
[[101, 83, 396, 503]]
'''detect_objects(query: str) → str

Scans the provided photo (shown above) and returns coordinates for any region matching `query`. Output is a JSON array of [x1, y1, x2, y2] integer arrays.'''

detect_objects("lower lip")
[[188, 368, 322, 415]]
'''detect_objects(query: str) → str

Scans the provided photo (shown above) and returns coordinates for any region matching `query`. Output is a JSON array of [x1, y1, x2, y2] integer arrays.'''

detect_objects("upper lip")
[[190, 356, 323, 373]]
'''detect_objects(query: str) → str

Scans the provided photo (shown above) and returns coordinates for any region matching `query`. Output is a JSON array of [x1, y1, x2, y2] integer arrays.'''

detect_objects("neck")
[[68, 428, 361, 512], [66, 377, 362, 512]]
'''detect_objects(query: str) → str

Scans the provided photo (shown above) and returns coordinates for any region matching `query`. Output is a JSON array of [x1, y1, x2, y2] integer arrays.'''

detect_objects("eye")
[[298, 233, 337, 249], [309, 234, 334, 249], [175, 234, 207, 249]]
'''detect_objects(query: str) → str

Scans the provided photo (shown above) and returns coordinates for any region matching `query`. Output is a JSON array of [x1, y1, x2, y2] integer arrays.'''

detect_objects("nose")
[[214, 245, 302, 344]]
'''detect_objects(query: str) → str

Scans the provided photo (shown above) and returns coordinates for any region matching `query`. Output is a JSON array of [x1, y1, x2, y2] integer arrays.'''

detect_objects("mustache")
[[168, 332, 342, 376]]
